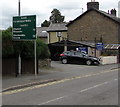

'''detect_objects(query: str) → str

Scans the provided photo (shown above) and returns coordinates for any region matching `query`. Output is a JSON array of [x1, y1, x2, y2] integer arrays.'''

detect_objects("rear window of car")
[[63, 51, 70, 55], [74, 51, 83, 56], [63, 51, 74, 56]]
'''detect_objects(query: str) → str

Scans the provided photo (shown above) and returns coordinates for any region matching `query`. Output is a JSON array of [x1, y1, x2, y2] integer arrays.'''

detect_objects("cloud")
[[50, 1, 80, 10], [1, 0, 119, 29], [48, 0, 87, 22], [118, 1, 120, 17], [99, 0, 119, 11]]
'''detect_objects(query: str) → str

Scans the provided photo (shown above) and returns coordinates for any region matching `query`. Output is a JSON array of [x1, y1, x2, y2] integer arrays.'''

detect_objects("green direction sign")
[[13, 15, 36, 40]]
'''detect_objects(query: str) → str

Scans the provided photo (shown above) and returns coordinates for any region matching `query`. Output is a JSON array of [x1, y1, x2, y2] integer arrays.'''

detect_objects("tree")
[[36, 39, 50, 59], [49, 8, 65, 23], [41, 8, 65, 26], [2, 27, 50, 59], [2, 27, 14, 57], [41, 20, 50, 27]]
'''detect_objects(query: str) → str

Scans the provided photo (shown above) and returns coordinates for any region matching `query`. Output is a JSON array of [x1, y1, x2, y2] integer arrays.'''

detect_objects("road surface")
[[2, 62, 118, 105]]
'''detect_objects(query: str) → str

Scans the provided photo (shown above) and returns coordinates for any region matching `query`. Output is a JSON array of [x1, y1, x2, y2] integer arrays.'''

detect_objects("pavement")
[[2, 61, 74, 92], [2, 67, 62, 92], [2, 61, 119, 92]]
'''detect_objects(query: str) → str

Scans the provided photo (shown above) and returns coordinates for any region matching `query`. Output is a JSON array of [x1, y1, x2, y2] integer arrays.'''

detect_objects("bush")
[[36, 39, 50, 59], [2, 27, 50, 59], [2, 27, 14, 58]]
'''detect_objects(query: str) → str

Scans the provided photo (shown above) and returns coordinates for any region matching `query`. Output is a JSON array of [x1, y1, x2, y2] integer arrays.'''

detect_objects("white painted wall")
[[100, 56, 117, 65]]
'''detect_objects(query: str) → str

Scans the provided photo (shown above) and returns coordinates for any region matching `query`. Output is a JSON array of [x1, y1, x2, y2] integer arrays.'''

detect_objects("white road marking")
[[2, 69, 117, 95], [114, 79, 118, 81], [38, 96, 67, 105], [80, 82, 108, 93], [38, 78, 117, 105]]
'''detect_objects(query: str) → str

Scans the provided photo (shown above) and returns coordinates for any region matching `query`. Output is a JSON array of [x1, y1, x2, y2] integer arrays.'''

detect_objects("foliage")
[[36, 39, 50, 59], [49, 8, 65, 23], [41, 20, 50, 27], [2, 27, 50, 59], [2, 27, 14, 57], [13, 41, 25, 56], [41, 8, 65, 26]]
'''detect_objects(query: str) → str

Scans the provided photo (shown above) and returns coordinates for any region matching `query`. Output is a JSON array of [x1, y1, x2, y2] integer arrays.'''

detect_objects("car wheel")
[[86, 60, 92, 65], [62, 59, 67, 64]]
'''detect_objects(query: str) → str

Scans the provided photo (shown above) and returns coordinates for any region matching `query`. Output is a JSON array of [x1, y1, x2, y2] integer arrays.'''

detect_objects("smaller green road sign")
[[13, 15, 36, 40]]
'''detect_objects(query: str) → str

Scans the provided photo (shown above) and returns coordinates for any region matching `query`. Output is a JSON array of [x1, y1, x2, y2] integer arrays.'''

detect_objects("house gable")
[[47, 23, 68, 44], [67, 9, 119, 44], [67, 8, 120, 27]]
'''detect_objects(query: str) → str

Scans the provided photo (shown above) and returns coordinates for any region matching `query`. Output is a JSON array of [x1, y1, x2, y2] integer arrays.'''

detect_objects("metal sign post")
[[18, 0, 21, 76], [13, 15, 37, 78], [34, 40, 37, 79], [13, 0, 37, 78]]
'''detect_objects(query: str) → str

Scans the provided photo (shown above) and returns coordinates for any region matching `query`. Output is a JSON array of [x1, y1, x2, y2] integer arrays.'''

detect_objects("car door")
[[65, 51, 76, 63], [76, 52, 86, 64]]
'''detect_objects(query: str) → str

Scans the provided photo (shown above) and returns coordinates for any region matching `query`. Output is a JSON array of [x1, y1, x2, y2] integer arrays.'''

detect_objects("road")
[[2, 62, 118, 105]]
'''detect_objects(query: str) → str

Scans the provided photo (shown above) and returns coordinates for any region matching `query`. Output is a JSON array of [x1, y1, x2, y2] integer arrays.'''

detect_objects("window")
[[56, 32, 62, 37]]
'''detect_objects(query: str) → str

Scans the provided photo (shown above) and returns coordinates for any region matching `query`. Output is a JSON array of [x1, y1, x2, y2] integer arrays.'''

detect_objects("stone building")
[[47, 23, 68, 44], [67, 2, 120, 44], [37, 23, 68, 44], [37, 27, 48, 43]]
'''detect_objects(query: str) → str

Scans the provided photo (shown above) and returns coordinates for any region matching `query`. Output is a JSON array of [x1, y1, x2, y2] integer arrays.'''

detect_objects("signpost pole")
[[18, 0, 21, 76], [34, 40, 37, 78], [94, 37, 96, 57]]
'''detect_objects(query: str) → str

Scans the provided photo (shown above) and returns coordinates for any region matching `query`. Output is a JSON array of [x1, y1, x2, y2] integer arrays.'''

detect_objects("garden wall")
[[100, 56, 118, 65]]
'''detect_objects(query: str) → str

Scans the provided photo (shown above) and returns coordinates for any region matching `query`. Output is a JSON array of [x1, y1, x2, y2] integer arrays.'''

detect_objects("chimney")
[[87, 0, 99, 10], [110, 8, 117, 16]]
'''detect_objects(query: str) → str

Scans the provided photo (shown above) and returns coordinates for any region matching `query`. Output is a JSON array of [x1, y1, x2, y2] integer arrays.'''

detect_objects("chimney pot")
[[110, 8, 117, 16]]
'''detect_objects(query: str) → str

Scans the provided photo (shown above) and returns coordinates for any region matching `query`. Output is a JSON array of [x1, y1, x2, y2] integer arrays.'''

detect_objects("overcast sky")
[[1, 0, 120, 29]]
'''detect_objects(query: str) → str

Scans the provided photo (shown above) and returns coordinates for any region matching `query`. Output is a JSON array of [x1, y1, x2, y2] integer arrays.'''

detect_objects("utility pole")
[[18, 0, 21, 16], [18, 0, 21, 76]]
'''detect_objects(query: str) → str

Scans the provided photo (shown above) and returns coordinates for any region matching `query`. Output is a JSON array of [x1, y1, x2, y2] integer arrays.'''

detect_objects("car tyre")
[[62, 59, 67, 64], [86, 60, 92, 65]]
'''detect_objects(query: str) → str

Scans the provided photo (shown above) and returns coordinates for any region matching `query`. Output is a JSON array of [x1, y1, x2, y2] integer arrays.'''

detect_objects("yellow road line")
[[1, 68, 118, 95]]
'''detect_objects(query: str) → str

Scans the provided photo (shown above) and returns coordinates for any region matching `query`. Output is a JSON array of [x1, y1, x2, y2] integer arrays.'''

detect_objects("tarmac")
[[2, 61, 119, 92], [2, 69, 63, 92], [2, 61, 71, 92]]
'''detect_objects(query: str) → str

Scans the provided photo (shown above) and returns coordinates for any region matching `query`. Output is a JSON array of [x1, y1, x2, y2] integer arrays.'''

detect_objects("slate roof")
[[48, 40, 95, 48], [47, 23, 68, 32], [67, 8, 120, 27], [37, 27, 48, 37]]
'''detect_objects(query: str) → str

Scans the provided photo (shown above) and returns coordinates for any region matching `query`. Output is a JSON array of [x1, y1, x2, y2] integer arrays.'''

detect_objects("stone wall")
[[100, 56, 117, 65], [38, 59, 51, 68], [68, 10, 119, 44]]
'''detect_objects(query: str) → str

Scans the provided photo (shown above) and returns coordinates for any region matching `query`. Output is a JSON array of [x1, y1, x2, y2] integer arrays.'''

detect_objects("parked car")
[[60, 51, 100, 65]]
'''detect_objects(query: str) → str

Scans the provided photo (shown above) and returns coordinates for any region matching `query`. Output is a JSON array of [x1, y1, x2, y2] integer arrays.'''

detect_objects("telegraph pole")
[[18, 0, 21, 16], [18, 0, 21, 76]]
